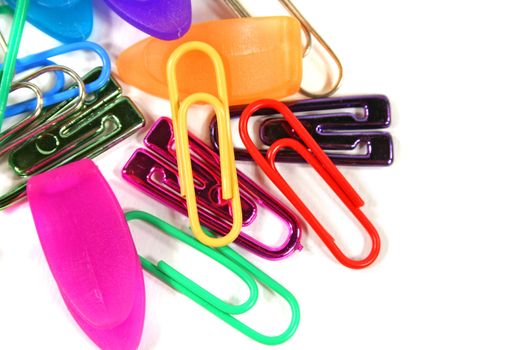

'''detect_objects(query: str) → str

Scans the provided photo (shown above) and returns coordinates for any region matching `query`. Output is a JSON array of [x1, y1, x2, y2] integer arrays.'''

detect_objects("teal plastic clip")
[[6, 0, 93, 43], [126, 211, 300, 345], [0, 67, 145, 210]]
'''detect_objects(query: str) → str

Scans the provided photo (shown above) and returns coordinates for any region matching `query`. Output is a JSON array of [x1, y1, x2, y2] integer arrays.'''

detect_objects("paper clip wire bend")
[[239, 99, 381, 269], [0, 0, 29, 129], [0, 65, 86, 157], [126, 211, 300, 345], [0, 65, 86, 208], [222, 0, 312, 57], [223, 0, 343, 98], [0, 81, 44, 147], [167, 41, 242, 247]]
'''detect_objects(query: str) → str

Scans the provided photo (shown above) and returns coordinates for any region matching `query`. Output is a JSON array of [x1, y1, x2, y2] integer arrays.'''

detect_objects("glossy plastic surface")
[[27, 159, 145, 350], [239, 99, 381, 269], [0, 0, 28, 130], [103, 0, 191, 40], [117, 16, 302, 105], [211, 95, 394, 166], [127, 211, 300, 345], [0, 68, 145, 210], [6, 0, 93, 43], [1, 41, 111, 118], [167, 41, 242, 247]]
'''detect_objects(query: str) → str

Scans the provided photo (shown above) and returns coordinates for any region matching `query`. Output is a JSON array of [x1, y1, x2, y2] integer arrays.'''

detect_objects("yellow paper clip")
[[167, 41, 242, 247]]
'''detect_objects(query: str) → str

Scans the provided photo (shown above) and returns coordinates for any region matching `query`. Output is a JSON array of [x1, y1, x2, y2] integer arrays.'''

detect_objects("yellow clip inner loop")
[[167, 41, 242, 248]]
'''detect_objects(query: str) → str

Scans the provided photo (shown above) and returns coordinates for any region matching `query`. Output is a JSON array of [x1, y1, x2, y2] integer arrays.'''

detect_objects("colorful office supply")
[[211, 95, 394, 166], [127, 211, 300, 345], [6, 0, 93, 43], [117, 16, 303, 105], [239, 99, 381, 269], [223, 0, 343, 97], [0, 30, 67, 98], [0, 67, 145, 209], [27, 159, 145, 350], [0, 80, 45, 152], [0, 5, 11, 15], [0, 0, 29, 130], [166, 41, 242, 247], [103, 0, 192, 40], [1, 41, 111, 118], [123, 118, 302, 260]]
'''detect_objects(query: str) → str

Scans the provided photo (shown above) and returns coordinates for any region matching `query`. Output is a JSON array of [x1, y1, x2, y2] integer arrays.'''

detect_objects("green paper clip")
[[0, 67, 145, 209], [0, 5, 13, 15], [126, 211, 300, 345], [0, 0, 29, 129]]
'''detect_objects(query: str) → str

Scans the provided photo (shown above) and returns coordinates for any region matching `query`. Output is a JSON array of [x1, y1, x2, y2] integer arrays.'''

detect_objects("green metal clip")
[[0, 67, 145, 209]]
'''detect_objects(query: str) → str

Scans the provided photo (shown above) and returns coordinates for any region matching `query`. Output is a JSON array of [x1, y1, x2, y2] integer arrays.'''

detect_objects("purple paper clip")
[[122, 117, 302, 260], [210, 95, 394, 166]]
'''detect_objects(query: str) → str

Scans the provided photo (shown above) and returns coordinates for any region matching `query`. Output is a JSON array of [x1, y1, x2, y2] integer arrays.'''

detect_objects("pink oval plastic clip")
[[27, 159, 145, 350]]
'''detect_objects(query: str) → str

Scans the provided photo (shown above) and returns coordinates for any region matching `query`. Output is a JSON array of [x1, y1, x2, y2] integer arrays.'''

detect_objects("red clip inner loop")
[[239, 99, 381, 269]]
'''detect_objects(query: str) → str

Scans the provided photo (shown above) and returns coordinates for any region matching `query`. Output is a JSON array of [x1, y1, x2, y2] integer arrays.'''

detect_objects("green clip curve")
[[0, 68, 145, 210], [126, 211, 300, 345]]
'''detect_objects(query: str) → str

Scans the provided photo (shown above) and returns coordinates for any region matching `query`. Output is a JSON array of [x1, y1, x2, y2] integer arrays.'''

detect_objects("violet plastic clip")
[[122, 117, 303, 260], [210, 95, 394, 166], [103, 0, 192, 40]]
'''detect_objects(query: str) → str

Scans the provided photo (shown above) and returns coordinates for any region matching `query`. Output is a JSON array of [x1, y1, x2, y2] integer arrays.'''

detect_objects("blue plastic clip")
[[6, 0, 93, 43]]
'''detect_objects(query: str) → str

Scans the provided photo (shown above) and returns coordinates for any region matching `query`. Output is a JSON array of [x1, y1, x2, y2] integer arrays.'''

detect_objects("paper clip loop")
[[167, 41, 242, 247], [223, 0, 343, 97], [122, 117, 302, 260], [0, 82, 44, 150], [1, 41, 111, 118], [0, 65, 86, 158], [0, 0, 29, 129], [0, 67, 145, 210], [126, 211, 300, 345], [239, 99, 381, 269], [211, 95, 394, 166]]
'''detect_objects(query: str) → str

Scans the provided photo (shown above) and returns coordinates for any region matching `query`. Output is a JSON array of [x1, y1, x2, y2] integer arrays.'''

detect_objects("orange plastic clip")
[[239, 99, 381, 269], [117, 16, 303, 106]]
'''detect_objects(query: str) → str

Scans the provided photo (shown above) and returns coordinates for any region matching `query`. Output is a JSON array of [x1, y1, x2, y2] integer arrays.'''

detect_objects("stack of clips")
[[0, 1, 394, 349]]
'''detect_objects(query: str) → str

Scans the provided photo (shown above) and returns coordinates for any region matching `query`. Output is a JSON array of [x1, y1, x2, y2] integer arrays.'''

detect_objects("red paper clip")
[[239, 99, 381, 269]]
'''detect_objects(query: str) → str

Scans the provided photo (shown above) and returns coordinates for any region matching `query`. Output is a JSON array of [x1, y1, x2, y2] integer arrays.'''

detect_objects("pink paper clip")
[[122, 117, 303, 260]]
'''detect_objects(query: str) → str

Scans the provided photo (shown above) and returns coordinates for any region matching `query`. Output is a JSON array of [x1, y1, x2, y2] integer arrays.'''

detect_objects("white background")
[[1, 0, 525, 349]]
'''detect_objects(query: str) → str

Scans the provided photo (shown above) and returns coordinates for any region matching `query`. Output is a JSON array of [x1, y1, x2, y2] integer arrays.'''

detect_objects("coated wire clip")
[[239, 99, 381, 269]]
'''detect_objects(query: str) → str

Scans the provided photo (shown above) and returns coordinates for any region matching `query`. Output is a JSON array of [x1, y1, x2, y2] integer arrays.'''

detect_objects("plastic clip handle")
[[223, 0, 343, 97], [27, 159, 145, 350], [0, 0, 29, 130], [167, 41, 242, 248], [239, 99, 381, 269], [126, 211, 300, 345], [103, 0, 192, 40]]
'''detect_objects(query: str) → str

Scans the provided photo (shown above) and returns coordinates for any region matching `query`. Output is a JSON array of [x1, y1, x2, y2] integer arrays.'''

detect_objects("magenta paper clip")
[[122, 117, 302, 260], [103, 0, 192, 40], [27, 159, 145, 350]]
